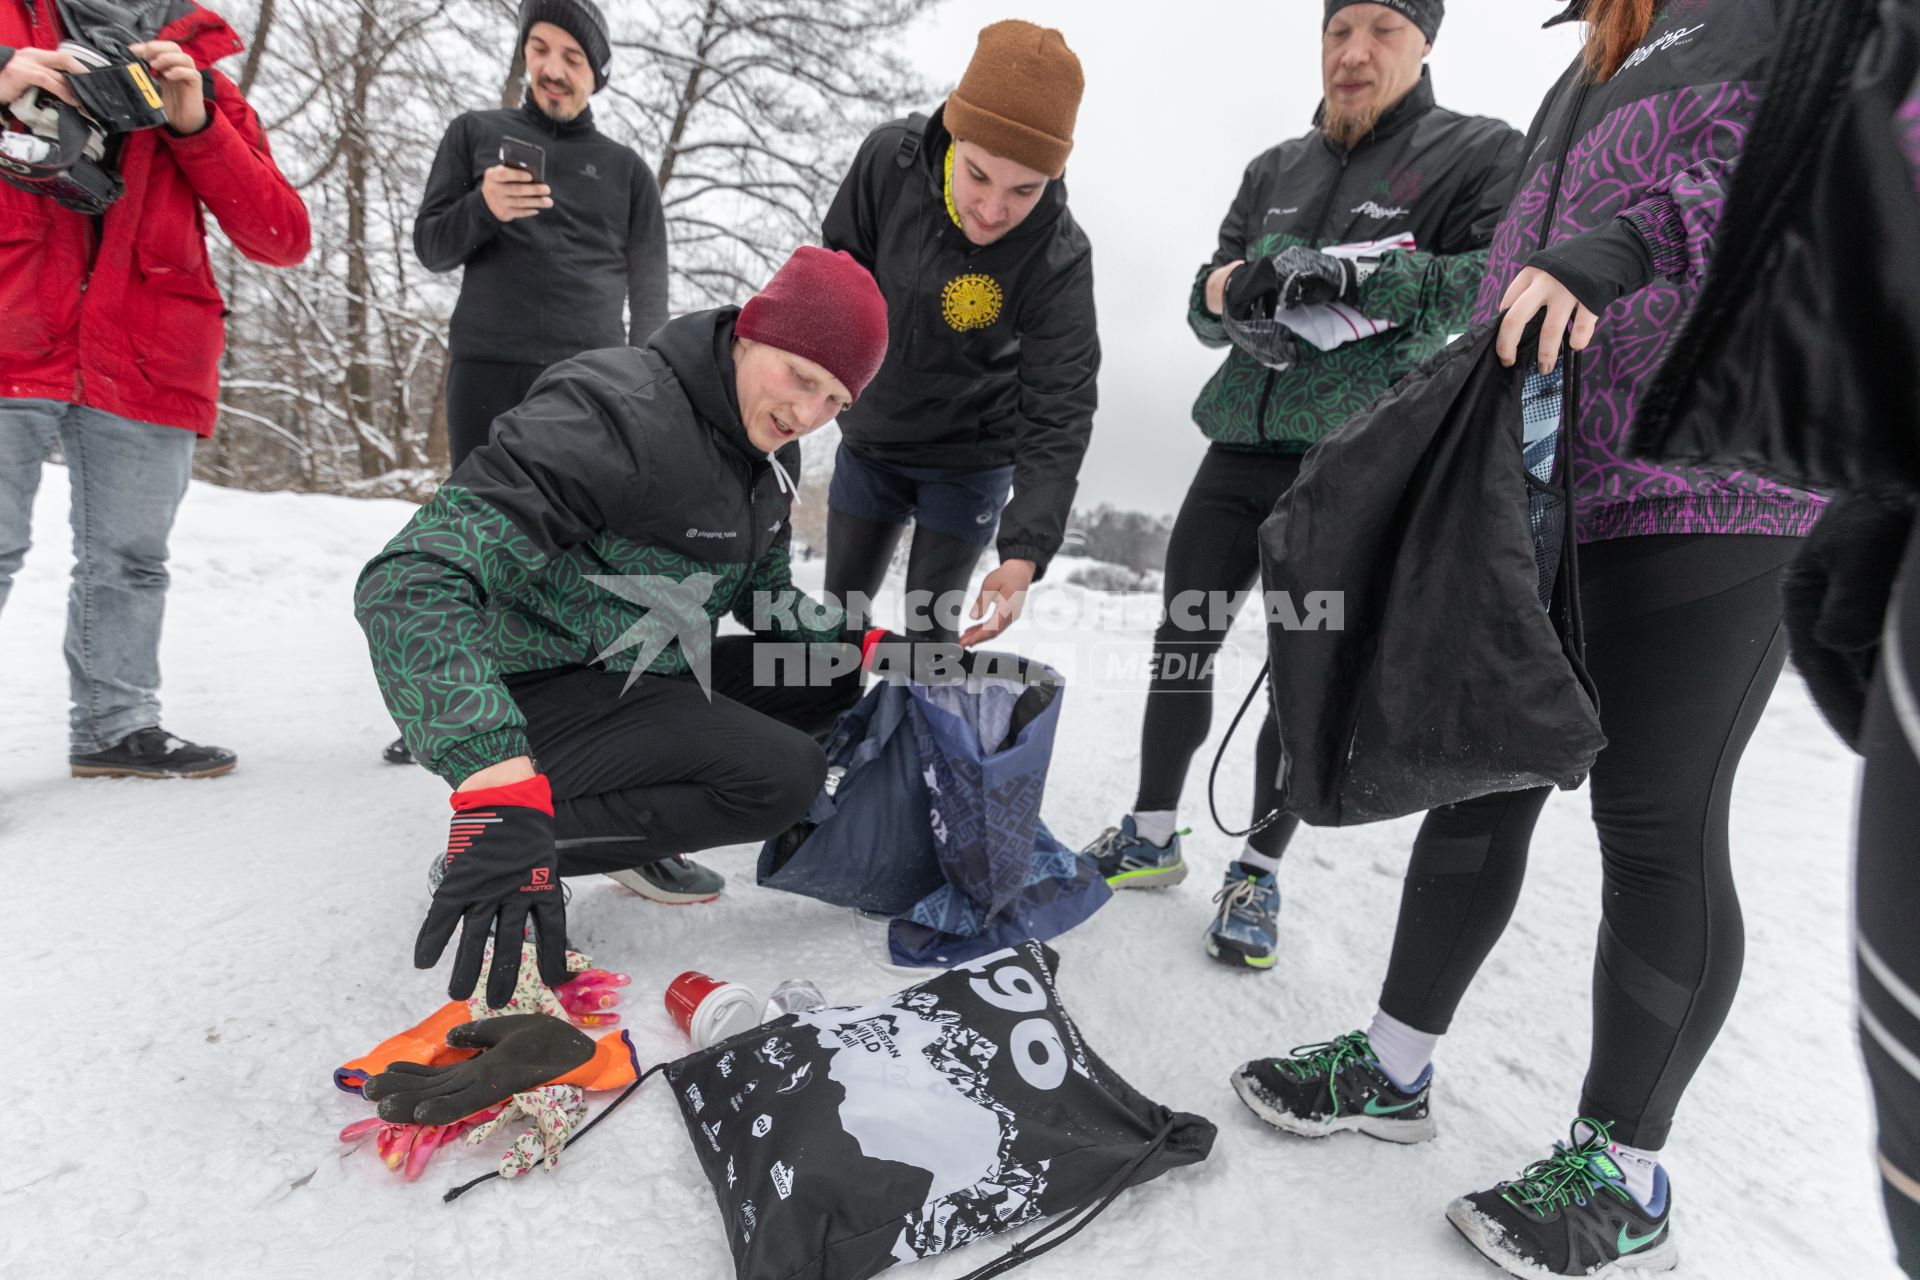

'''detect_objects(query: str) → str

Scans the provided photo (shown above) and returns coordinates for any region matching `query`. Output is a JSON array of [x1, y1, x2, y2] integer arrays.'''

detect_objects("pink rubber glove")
[[557, 968, 630, 1028], [339, 1107, 502, 1180]]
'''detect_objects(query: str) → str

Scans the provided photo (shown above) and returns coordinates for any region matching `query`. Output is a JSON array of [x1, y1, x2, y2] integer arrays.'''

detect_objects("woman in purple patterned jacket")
[[1229, 3, 1818, 1276]]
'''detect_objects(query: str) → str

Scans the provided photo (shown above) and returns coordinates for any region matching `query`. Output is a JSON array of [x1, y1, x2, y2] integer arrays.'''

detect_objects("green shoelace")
[[1274, 1032, 1378, 1114], [1502, 1118, 1632, 1213]]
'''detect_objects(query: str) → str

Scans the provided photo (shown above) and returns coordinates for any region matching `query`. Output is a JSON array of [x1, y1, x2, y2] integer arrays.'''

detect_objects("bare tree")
[[197, 0, 938, 493], [604, 0, 936, 304]]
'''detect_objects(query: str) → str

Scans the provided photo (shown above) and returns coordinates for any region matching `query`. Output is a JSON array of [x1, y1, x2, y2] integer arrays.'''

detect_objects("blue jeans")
[[0, 399, 197, 752]]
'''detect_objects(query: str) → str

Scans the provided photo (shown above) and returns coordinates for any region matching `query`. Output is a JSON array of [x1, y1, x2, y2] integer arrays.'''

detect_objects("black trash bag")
[[1258, 318, 1605, 826], [664, 939, 1216, 1280]]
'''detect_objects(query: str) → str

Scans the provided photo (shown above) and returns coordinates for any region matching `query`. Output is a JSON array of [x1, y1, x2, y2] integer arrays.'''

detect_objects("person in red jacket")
[[0, 0, 310, 778]]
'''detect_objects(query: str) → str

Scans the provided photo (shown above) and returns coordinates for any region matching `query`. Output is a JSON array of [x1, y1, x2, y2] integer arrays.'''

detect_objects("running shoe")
[[1231, 1030, 1435, 1142], [1446, 1118, 1676, 1278], [1082, 815, 1187, 888]]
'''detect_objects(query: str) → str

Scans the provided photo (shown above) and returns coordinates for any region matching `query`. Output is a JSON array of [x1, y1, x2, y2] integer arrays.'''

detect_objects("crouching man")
[[354, 247, 888, 1006]]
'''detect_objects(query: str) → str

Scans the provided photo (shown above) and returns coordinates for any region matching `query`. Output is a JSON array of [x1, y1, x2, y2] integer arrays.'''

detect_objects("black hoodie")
[[414, 98, 670, 365], [823, 107, 1099, 577], [354, 311, 843, 783]]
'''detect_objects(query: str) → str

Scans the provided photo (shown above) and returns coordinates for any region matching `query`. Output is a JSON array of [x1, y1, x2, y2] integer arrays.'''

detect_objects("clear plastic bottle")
[[763, 978, 826, 1022]]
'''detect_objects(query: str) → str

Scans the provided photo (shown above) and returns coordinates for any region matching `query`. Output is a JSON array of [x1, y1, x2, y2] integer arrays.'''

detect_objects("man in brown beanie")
[[355, 247, 889, 995], [822, 19, 1098, 648]]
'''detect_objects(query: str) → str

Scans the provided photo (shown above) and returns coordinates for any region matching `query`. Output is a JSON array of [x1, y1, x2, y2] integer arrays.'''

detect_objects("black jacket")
[[354, 310, 843, 783], [414, 98, 669, 365], [1189, 69, 1525, 450], [822, 108, 1099, 576]]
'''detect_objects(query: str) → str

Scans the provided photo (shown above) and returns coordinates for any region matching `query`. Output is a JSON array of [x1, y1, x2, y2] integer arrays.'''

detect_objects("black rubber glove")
[[1270, 245, 1360, 309], [1782, 492, 1917, 752], [362, 1015, 596, 1124], [422, 774, 569, 1008], [1224, 257, 1283, 320]]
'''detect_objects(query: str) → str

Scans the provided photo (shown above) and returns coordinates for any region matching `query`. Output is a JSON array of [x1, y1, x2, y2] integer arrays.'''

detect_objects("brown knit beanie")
[[943, 20, 1083, 179]]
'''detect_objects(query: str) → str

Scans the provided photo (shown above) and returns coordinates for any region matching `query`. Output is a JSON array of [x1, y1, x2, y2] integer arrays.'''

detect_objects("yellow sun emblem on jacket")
[[941, 273, 1003, 332]]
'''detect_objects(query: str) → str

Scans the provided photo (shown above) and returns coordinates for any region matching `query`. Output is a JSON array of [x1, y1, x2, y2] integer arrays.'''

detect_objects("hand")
[[480, 164, 552, 222], [1782, 493, 1917, 751], [420, 774, 568, 1007], [362, 1014, 597, 1125], [0, 46, 87, 108], [1496, 266, 1598, 373], [129, 41, 206, 134], [1223, 257, 1283, 320], [1204, 259, 1245, 317], [961, 559, 1036, 648], [1270, 245, 1358, 309]]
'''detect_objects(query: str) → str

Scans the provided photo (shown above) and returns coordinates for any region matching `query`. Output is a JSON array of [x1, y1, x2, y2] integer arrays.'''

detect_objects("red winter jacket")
[[0, 0, 309, 434]]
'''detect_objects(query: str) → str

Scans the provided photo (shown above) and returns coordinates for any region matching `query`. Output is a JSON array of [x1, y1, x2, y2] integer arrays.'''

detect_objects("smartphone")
[[498, 136, 547, 185]]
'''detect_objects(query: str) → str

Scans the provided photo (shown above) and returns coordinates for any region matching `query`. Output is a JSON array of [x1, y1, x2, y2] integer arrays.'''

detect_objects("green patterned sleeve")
[[734, 531, 851, 644], [1353, 247, 1491, 331], [354, 488, 551, 784], [1188, 263, 1231, 347]]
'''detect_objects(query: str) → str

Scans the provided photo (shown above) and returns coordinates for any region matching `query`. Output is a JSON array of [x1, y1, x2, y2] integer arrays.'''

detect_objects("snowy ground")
[[0, 470, 1897, 1279]]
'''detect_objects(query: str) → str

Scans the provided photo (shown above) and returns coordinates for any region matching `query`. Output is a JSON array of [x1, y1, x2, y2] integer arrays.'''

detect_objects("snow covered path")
[[0, 473, 1896, 1279]]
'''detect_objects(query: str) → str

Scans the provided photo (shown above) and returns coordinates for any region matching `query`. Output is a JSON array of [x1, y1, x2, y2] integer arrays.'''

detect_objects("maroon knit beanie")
[[736, 247, 890, 402]]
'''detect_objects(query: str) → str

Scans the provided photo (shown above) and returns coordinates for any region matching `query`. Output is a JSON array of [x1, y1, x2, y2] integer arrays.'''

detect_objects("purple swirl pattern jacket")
[[1476, 0, 1822, 543]]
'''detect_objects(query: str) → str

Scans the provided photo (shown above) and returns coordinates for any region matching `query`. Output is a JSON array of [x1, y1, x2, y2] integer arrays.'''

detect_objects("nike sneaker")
[[1082, 815, 1187, 888], [605, 855, 725, 904], [1446, 1118, 1676, 1278], [1230, 1030, 1434, 1143], [1206, 862, 1280, 969]]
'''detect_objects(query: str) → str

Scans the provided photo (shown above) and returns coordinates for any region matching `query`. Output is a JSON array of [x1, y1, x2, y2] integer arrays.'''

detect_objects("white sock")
[[1608, 1141, 1662, 1208], [1571, 1120, 1663, 1209], [1236, 844, 1280, 874], [1365, 1008, 1438, 1093], [1130, 809, 1178, 847]]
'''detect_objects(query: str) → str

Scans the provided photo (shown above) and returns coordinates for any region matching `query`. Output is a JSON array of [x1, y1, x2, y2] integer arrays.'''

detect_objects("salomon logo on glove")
[[419, 775, 569, 1008]]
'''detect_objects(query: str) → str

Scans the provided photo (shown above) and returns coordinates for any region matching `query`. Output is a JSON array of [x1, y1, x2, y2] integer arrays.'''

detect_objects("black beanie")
[[1323, 0, 1444, 42], [518, 0, 613, 93]]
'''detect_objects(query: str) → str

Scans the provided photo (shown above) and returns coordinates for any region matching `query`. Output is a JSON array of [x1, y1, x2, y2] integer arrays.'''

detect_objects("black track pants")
[[824, 508, 987, 643], [1134, 445, 1302, 860], [446, 360, 549, 472], [1859, 521, 1920, 1277], [506, 636, 854, 875], [1377, 533, 1798, 1149]]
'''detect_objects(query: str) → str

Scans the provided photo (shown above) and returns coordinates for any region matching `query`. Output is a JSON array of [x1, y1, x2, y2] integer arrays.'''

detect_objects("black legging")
[[824, 508, 988, 643], [506, 636, 855, 876], [1134, 444, 1301, 859], [1377, 533, 1798, 1149], [446, 359, 550, 472], [1860, 522, 1920, 1276]]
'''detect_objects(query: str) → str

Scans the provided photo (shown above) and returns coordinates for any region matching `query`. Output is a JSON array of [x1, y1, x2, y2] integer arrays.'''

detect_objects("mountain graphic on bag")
[[664, 940, 1216, 1280]]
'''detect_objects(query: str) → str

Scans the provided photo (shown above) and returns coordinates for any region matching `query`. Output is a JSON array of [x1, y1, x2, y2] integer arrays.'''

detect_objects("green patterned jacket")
[[354, 309, 846, 784], [1189, 70, 1526, 452]]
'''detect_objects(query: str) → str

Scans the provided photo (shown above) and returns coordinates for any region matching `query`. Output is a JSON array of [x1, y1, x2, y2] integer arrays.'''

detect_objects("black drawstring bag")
[[663, 940, 1216, 1280], [1256, 318, 1605, 826]]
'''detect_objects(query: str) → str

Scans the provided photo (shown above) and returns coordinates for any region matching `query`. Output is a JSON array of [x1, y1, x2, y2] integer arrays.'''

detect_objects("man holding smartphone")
[[414, 0, 668, 471], [398, 0, 676, 787]]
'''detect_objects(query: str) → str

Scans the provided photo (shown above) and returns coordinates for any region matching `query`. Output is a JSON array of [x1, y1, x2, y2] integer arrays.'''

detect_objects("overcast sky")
[[896, 3, 1586, 516]]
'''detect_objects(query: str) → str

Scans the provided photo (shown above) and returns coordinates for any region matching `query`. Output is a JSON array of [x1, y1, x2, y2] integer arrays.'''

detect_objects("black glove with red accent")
[[420, 774, 569, 1008]]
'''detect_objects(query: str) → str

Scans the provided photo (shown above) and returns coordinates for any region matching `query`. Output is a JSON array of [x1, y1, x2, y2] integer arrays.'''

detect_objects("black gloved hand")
[[1270, 245, 1360, 309], [362, 1014, 596, 1124], [421, 774, 568, 1008], [1782, 492, 1917, 751], [1223, 256, 1283, 320]]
